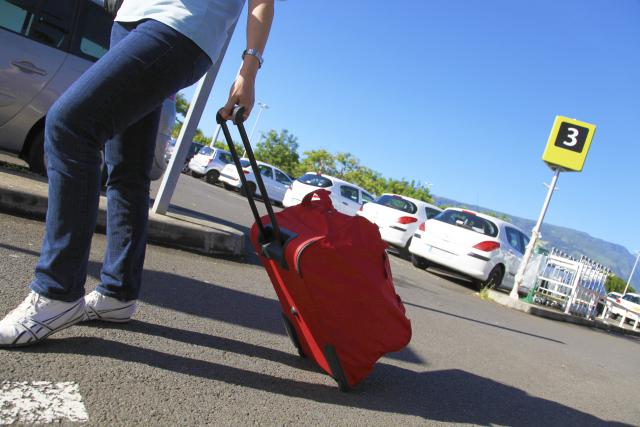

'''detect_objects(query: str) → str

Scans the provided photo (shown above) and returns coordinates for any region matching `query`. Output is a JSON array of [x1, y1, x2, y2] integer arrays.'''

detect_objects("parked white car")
[[219, 159, 293, 205], [357, 193, 442, 255], [608, 292, 640, 320], [282, 172, 374, 216], [408, 208, 530, 291], [188, 147, 233, 184]]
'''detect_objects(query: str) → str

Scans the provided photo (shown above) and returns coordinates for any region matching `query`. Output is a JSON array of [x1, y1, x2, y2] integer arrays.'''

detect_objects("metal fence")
[[532, 248, 609, 319]]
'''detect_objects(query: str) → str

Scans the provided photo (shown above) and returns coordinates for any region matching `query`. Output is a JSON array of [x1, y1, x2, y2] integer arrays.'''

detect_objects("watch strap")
[[242, 48, 263, 68]]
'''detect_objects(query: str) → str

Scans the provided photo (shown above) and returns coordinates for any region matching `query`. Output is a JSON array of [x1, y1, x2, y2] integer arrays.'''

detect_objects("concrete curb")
[[0, 167, 244, 259], [487, 289, 640, 338]]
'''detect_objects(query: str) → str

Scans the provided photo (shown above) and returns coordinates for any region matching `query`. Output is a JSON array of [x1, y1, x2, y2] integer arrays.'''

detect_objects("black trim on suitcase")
[[257, 225, 298, 270]]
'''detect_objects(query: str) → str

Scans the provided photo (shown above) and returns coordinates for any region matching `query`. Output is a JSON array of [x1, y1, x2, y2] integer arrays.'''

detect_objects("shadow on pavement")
[[152, 203, 261, 266], [82, 319, 320, 373], [18, 339, 626, 426], [426, 267, 479, 290], [137, 268, 427, 365], [0, 243, 426, 364], [404, 301, 566, 345]]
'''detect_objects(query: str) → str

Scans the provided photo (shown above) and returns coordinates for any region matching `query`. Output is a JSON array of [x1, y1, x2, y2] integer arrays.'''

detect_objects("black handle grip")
[[233, 106, 246, 125], [215, 106, 246, 125]]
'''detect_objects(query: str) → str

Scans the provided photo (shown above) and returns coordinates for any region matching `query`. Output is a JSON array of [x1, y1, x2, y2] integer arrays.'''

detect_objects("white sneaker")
[[0, 291, 85, 348], [84, 291, 137, 323]]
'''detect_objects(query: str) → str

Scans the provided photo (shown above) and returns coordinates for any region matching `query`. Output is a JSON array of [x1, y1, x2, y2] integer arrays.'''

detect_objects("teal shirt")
[[115, 0, 246, 62]]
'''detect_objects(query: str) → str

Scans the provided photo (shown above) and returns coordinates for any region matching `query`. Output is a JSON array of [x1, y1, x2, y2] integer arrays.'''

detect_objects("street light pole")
[[249, 102, 269, 144], [623, 250, 640, 295]]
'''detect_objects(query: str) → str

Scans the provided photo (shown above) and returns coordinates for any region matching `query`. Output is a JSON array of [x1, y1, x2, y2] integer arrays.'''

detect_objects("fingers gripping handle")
[[215, 106, 245, 125]]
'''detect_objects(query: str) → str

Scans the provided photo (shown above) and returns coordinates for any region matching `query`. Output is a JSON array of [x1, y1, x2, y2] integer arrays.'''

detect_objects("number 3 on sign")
[[542, 116, 596, 172], [563, 127, 579, 147]]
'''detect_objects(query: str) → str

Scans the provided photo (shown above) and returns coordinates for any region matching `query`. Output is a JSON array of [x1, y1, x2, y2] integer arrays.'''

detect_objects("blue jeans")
[[30, 20, 212, 302]]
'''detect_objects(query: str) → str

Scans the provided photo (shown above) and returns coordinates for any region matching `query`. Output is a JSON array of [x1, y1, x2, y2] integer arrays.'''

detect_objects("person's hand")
[[221, 71, 256, 122]]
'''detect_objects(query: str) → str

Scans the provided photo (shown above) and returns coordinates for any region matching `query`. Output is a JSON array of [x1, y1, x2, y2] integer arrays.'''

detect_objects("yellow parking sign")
[[542, 116, 596, 172]]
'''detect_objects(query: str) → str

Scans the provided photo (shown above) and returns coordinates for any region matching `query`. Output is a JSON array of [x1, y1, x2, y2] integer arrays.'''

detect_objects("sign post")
[[510, 116, 596, 299], [152, 15, 240, 215]]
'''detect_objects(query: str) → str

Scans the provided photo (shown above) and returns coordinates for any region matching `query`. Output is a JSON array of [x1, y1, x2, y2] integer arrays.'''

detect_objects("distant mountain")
[[432, 196, 639, 289]]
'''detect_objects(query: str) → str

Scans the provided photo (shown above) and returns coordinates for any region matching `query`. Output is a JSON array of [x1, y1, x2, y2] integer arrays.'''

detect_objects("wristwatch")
[[242, 48, 263, 68]]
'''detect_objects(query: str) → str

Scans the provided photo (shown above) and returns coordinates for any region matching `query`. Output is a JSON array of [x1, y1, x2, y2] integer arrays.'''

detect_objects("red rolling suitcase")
[[217, 108, 411, 390]]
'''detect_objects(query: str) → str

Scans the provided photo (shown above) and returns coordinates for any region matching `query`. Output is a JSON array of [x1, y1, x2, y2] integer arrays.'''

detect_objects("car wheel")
[[400, 238, 413, 259], [27, 129, 46, 176], [181, 161, 190, 174], [411, 254, 429, 269], [240, 182, 256, 197], [478, 265, 504, 291], [205, 170, 220, 185]]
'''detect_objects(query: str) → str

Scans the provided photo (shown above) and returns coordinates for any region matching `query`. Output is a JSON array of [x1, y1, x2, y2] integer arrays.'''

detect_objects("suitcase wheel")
[[281, 312, 306, 358], [324, 345, 351, 392]]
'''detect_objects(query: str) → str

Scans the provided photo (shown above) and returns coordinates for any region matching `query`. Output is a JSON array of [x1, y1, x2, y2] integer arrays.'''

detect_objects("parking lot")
[[1, 169, 639, 425]]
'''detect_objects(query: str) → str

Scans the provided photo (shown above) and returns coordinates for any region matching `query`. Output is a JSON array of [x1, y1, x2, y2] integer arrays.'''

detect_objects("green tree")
[[171, 121, 182, 139], [171, 92, 210, 144], [382, 178, 433, 203], [297, 149, 336, 176], [254, 130, 300, 176], [192, 129, 211, 146], [344, 166, 386, 196], [335, 152, 360, 177], [175, 93, 190, 117], [606, 274, 635, 294]]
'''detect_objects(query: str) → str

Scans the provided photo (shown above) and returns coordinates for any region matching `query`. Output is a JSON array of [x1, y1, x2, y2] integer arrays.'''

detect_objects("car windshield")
[[297, 173, 333, 188], [239, 159, 251, 168], [374, 195, 417, 214], [624, 294, 640, 304], [434, 210, 498, 237], [199, 147, 214, 156], [425, 207, 442, 219]]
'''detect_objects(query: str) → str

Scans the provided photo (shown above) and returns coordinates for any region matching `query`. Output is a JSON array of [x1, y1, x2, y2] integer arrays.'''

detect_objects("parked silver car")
[[0, 0, 174, 179], [188, 146, 233, 184]]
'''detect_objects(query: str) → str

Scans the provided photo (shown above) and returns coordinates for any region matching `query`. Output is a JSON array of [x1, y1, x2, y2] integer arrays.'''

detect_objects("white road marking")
[[0, 381, 88, 424]]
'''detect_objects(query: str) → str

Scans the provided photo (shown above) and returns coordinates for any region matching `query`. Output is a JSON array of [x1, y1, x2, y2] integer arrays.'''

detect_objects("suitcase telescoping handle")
[[215, 106, 284, 247]]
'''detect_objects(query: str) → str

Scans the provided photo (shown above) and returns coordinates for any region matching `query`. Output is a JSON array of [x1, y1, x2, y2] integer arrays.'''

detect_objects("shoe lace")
[[4, 292, 39, 323]]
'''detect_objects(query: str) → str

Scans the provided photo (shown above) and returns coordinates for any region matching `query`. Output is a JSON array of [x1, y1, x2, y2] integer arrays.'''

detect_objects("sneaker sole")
[[83, 305, 135, 323], [0, 312, 86, 348]]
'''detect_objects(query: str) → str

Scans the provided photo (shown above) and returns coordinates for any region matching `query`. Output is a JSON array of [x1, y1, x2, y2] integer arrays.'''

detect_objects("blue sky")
[[180, 0, 639, 254]]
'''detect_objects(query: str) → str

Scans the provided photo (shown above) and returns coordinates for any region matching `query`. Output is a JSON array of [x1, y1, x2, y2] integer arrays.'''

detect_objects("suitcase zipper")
[[294, 237, 323, 277]]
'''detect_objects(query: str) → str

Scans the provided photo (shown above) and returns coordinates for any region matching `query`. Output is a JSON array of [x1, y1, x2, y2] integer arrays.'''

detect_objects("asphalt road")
[[1, 172, 639, 425]]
